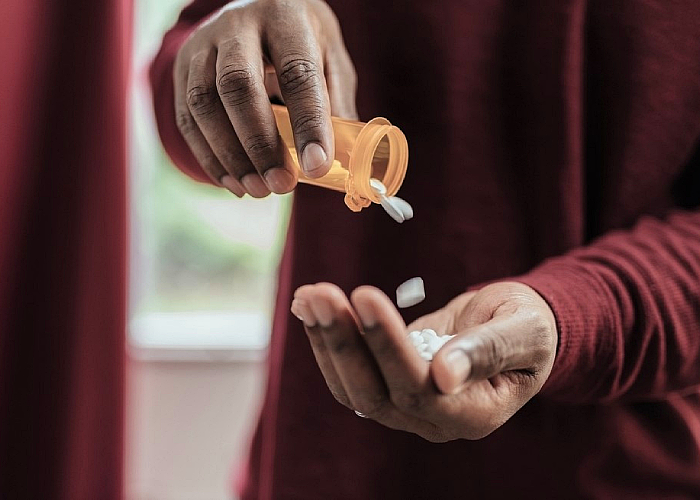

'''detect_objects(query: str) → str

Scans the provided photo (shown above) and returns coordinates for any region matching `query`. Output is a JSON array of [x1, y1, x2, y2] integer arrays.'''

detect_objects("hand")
[[174, 0, 357, 197], [291, 281, 558, 442]]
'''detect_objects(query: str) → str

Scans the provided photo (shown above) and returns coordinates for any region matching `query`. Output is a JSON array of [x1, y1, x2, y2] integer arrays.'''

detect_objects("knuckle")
[[391, 391, 424, 413], [216, 65, 257, 107], [175, 110, 196, 135], [326, 336, 350, 355], [356, 394, 389, 418], [186, 84, 218, 117], [278, 57, 321, 96], [265, 0, 298, 18], [242, 132, 277, 157], [291, 107, 325, 135], [475, 332, 507, 375], [486, 336, 507, 372]]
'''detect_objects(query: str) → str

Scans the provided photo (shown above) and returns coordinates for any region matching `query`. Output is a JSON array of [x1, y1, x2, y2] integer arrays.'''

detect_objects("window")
[[129, 0, 290, 359]]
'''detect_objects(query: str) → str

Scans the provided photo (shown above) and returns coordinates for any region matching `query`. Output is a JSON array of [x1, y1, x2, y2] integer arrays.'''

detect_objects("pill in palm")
[[396, 277, 425, 308], [427, 336, 444, 352], [409, 335, 423, 347], [406, 329, 455, 362]]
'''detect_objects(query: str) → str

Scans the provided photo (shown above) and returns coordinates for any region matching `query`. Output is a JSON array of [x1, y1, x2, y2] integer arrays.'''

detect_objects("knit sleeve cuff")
[[513, 257, 621, 402]]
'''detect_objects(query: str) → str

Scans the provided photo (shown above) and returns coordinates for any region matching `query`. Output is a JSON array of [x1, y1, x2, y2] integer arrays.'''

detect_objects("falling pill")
[[396, 277, 426, 308], [370, 178, 415, 223], [390, 196, 413, 221]]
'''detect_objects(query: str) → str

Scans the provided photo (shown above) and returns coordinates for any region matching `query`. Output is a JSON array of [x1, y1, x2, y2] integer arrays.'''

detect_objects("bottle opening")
[[344, 117, 408, 211], [371, 135, 390, 184]]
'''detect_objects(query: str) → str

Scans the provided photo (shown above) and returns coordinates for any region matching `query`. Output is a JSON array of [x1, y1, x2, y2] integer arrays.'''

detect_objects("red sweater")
[[151, 1, 700, 498]]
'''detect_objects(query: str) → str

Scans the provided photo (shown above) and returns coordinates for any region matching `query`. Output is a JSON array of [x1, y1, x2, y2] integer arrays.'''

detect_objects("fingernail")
[[220, 175, 245, 197], [300, 142, 327, 177], [291, 299, 316, 327], [309, 299, 334, 328], [264, 168, 295, 194], [445, 349, 471, 387], [353, 301, 377, 329], [241, 174, 271, 198]]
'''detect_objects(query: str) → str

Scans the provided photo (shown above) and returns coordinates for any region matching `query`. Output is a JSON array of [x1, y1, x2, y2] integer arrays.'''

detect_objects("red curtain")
[[0, 0, 130, 498]]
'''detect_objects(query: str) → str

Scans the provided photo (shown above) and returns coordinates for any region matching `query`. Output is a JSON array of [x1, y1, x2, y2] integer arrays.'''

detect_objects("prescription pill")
[[379, 196, 406, 223], [369, 177, 387, 196], [420, 351, 433, 361], [408, 330, 423, 345], [420, 330, 437, 344], [370, 178, 414, 223], [396, 277, 425, 308], [427, 336, 443, 353], [391, 196, 414, 221]]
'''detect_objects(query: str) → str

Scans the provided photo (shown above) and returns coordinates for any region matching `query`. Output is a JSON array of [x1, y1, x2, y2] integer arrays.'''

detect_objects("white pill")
[[420, 351, 433, 361], [416, 343, 428, 353], [396, 277, 425, 308], [427, 336, 444, 353], [369, 178, 387, 196], [379, 196, 406, 223], [390, 196, 414, 221], [420, 329, 437, 343], [421, 328, 437, 337], [369, 178, 415, 224]]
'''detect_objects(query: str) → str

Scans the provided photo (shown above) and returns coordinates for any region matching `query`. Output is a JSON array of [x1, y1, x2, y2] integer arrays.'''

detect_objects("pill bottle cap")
[[344, 118, 409, 212]]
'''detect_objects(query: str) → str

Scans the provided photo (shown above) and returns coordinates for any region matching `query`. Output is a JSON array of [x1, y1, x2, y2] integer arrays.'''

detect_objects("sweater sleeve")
[[148, 0, 228, 184], [517, 207, 700, 404]]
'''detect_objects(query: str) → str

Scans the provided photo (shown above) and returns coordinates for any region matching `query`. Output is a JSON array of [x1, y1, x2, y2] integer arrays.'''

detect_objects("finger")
[[186, 49, 270, 198], [291, 290, 352, 409], [432, 314, 545, 394], [216, 35, 296, 193], [263, 66, 283, 104], [174, 53, 245, 197], [350, 286, 433, 416], [267, 13, 334, 178], [325, 47, 358, 120], [297, 284, 392, 416], [299, 284, 442, 438]]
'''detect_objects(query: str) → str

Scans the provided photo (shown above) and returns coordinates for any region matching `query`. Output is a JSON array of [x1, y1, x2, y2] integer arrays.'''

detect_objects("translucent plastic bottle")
[[271, 105, 409, 212]]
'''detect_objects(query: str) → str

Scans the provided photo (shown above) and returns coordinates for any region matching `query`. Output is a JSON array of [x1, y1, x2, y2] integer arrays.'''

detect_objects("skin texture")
[[173, 0, 358, 197], [291, 282, 558, 442]]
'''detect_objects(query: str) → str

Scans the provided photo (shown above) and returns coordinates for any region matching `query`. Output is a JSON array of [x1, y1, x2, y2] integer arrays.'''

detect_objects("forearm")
[[517, 209, 700, 403]]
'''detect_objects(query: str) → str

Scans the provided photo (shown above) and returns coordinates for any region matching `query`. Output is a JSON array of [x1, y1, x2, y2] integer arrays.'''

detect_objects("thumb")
[[431, 315, 532, 394]]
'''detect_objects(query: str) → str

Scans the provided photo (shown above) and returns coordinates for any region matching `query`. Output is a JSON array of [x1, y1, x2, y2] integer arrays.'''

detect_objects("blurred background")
[[126, 1, 290, 498]]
